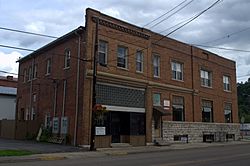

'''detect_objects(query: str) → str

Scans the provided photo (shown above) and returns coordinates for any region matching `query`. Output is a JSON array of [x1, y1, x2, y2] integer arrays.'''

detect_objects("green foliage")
[[237, 80, 250, 123], [0, 150, 33, 156], [39, 127, 52, 142]]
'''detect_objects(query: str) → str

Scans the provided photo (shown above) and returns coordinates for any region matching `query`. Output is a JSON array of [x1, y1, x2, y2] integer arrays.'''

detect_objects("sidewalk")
[[1, 140, 250, 164]]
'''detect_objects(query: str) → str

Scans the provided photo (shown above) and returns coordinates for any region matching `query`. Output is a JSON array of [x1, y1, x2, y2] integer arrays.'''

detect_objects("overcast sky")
[[0, 0, 250, 82]]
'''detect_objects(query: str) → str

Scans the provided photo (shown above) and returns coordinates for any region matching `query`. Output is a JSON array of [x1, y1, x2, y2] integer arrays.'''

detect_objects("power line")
[[200, 26, 250, 45], [149, 0, 195, 29], [0, 26, 58, 39], [194, 44, 250, 53]]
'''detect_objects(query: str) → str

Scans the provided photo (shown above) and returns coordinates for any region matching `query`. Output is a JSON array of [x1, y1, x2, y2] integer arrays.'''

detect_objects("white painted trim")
[[104, 105, 145, 113]]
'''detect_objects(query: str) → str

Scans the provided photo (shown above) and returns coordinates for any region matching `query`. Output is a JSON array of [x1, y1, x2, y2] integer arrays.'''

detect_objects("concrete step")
[[154, 139, 171, 146], [111, 143, 132, 148]]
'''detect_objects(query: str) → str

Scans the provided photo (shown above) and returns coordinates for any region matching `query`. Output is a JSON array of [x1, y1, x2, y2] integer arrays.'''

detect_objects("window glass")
[[117, 46, 127, 68], [172, 61, 183, 80], [172, 96, 184, 121], [224, 103, 232, 123], [46, 59, 51, 75], [202, 100, 213, 122], [99, 41, 108, 65], [64, 49, 71, 68], [153, 93, 161, 106], [223, 75, 231, 91], [153, 55, 160, 77], [201, 69, 212, 87], [136, 51, 143, 72]]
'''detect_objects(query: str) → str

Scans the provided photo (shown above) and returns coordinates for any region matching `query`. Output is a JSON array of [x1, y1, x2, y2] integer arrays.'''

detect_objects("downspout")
[[62, 80, 66, 117], [73, 29, 81, 146], [29, 58, 34, 120], [191, 46, 195, 122]]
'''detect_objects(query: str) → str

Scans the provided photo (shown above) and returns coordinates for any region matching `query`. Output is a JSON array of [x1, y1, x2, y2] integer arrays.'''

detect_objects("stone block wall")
[[159, 121, 240, 143]]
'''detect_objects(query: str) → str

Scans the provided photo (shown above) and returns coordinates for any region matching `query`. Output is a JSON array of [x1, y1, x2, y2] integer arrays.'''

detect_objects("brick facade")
[[16, 8, 239, 146]]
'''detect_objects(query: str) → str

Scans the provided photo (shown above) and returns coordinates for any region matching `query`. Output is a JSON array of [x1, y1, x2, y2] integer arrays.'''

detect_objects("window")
[[201, 69, 212, 87], [172, 61, 183, 80], [23, 69, 27, 83], [46, 59, 51, 75], [153, 93, 161, 106], [28, 66, 32, 81], [136, 51, 143, 72], [224, 103, 232, 123], [99, 40, 108, 66], [202, 100, 213, 122], [33, 64, 37, 79], [172, 96, 184, 121], [223, 75, 231, 91], [153, 55, 160, 77], [31, 107, 35, 120], [117, 46, 128, 68], [64, 49, 71, 68]]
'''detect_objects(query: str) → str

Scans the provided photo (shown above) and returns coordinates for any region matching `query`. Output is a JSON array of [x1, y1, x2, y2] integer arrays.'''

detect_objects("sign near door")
[[95, 127, 106, 135]]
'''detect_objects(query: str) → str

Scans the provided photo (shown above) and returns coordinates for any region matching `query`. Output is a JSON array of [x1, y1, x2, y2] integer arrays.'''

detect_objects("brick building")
[[16, 8, 239, 147], [0, 76, 17, 120]]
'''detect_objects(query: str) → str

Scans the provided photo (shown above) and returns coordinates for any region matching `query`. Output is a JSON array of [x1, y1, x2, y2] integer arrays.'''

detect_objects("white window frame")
[[117, 46, 128, 69], [200, 69, 212, 87], [171, 61, 183, 81], [223, 75, 231, 91], [153, 55, 160, 77], [136, 50, 143, 72], [64, 49, 71, 68], [99, 40, 108, 66]]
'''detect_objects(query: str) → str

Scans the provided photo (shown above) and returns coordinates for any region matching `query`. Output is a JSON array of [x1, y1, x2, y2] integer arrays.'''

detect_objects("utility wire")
[[0, 26, 58, 39], [200, 26, 250, 45], [143, 0, 188, 27], [149, 0, 195, 29], [194, 44, 250, 53]]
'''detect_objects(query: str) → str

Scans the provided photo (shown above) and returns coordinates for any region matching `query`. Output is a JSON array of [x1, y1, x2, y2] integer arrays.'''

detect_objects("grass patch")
[[0, 150, 33, 157]]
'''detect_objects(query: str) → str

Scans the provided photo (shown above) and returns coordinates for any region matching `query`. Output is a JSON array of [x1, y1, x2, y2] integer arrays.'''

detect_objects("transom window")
[[224, 103, 232, 123], [172, 61, 183, 81], [172, 96, 184, 121], [99, 40, 108, 66], [153, 93, 161, 106], [117, 46, 128, 68], [153, 55, 160, 77], [202, 100, 213, 122], [64, 49, 71, 68], [223, 75, 231, 91], [201, 69, 212, 87], [136, 51, 143, 72]]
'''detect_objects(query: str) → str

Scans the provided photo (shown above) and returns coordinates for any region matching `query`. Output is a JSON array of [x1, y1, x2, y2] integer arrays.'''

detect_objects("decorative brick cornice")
[[92, 17, 150, 40]]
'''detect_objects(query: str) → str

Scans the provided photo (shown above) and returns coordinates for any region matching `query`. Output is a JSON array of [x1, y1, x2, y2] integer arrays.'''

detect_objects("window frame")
[[223, 75, 231, 91], [153, 54, 160, 78], [46, 58, 52, 75], [172, 96, 185, 121], [23, 69, 27, 83], [136, 50, 143, 73], [224, 102, 233, 123], [33, 64, 38, 79], [28, 66, 32, 81], [201, 100, 213, 122], [117, 46, 128, 69], [200, 69, 212, 87], [171, 61, 183, 81], [64, 49, 71, 69], [99, 40, 108, 66]]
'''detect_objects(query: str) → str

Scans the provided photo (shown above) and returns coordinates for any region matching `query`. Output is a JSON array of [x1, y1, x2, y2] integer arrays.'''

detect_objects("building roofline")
[[17, 26, 85, 63]]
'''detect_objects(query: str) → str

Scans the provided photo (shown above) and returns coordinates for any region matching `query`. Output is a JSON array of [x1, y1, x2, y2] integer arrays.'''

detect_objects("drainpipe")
[[73, 28, 82, 146], [62, 80, 66, 117], [191, 46, 195, 122], [29, 58, 34, 120]]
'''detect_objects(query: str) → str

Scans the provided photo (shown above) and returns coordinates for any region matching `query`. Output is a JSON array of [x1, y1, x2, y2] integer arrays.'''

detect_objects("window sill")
[[136, 71, 143, 74], [201, 85, 212, 89], [45, 73, 51, 76], [223, 90, 232, 93], [172, 78, 184, 82], [153, 75, 160, 79], [117, 67, 128, 71], [63, 67, 70, 70]]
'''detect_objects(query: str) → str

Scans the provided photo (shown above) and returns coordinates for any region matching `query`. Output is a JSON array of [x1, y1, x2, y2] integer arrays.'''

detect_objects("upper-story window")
[[64, 49, 71, 68], [223, 75, 231, 91], [28, 66, 32, 81], [153, 93, 161, 106], [23, 69, 27, 83], [224, 102, 232, 123], [171, 61, 183, 81], [117, 46, 128, 68], [33, 64, 37, 79], [99, 40, 108, 66], [202, 100, 213, 122], [136, 51, 143, 72], [200, 69, 212, 87], [153, 55, 160, 77], [46, 59, 51, 75]]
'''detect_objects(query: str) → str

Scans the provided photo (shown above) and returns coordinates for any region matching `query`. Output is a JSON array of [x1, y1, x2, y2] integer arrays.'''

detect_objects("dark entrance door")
[[111, 112, 121, 143]]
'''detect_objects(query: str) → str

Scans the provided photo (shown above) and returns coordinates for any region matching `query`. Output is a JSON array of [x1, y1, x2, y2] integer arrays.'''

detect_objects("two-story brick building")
[[16, 8, 239, 147]]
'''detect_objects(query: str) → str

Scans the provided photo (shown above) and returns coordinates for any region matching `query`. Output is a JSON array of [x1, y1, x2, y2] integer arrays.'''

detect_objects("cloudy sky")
[[0, 0, 250, 82]]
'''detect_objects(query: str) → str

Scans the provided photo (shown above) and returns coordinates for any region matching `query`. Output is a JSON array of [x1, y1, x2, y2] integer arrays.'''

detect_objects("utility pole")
[[90, 17, 99, 151]]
